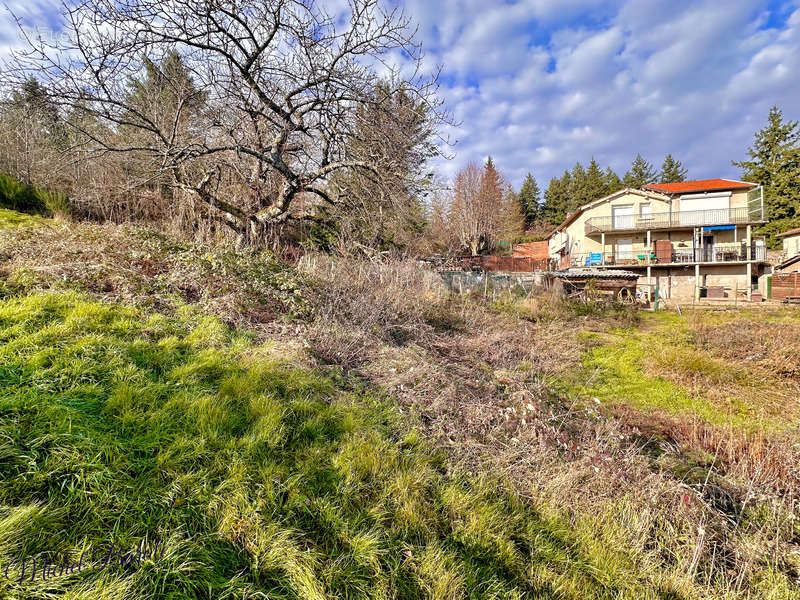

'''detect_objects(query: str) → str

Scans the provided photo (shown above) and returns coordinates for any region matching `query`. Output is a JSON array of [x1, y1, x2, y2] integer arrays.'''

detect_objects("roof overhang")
[[776, 228, 800, 238], [775, 254, 800, 271]]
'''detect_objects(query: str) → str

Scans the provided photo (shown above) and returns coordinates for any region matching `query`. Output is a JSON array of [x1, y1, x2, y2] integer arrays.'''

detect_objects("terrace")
[[569, 242, 767, 268], [584, 206, 767, 235]]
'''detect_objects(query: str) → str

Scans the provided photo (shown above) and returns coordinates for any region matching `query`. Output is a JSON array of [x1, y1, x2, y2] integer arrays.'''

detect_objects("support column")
[[646, 230, 651, 263], [601, 232, 605, 265], [647, 265, 652, 302], [699, 226, 704, 262], [747, 224, 752, 301], [695, 263, 700, 301]]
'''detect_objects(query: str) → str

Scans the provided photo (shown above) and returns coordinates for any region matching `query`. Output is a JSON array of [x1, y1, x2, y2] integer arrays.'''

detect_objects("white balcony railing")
[[585, 206, 766, 235]]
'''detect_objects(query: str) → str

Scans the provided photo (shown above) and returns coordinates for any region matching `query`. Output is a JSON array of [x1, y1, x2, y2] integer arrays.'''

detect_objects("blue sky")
[[2, 0, 799, 190], [396, 0, 800, 188]]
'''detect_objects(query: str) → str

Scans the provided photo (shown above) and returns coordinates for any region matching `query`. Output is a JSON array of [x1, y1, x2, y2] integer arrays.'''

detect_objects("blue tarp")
[[703, 225, 736, 231]]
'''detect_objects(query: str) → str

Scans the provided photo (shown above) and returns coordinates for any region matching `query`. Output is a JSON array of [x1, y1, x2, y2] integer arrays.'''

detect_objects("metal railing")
[[568, 244, 766, 267], [585, 206, 766, 235]]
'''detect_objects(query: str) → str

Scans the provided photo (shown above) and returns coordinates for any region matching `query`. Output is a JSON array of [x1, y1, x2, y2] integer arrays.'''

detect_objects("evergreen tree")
[[541, 171, 571, 225], [9, 79, 66, 145], [125, 50, 207, 129], [603, 167, 623, 195], [733, 106, 800, 223], [585, 158, 607, 202], [471, 156, 504, 254], [623, 154, 657, 188], [447, 157, 512, 254], [480, 156, 504, 209], [328, 82, 436, 250], [516, 172, 541, 227], [568, 162, 587, 211], [659, 154, 688, 183]]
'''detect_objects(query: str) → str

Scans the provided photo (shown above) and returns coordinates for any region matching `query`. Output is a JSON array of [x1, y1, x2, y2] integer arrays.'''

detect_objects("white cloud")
[[398, 0, 800, 188]]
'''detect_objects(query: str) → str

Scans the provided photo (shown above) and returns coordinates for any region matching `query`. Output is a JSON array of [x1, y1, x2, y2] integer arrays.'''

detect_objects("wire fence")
[[439, 270, 545, 296]]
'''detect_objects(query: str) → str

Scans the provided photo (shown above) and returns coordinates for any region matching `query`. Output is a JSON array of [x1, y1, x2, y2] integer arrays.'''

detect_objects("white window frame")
[[612, 204, 634, 230]]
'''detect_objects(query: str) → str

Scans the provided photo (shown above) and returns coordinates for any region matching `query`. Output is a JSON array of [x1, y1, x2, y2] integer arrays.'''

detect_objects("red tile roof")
[[645, 179, 757, 194], [777, 227, 800, 237]]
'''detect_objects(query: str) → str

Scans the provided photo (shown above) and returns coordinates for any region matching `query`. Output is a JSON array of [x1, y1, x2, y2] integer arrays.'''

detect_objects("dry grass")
[[692, 314, 800, 379], [301, 254, 800, 598], [0, 216, 311, 330]]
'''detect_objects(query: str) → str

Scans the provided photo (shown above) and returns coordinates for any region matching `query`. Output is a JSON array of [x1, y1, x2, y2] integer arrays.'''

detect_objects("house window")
[[612, 205, 634, 230], [640, 203, 651, 219]]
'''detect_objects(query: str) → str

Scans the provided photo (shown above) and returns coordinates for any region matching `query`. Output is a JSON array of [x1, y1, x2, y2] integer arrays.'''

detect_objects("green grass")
[[0, 173, 70, 217], [0, 208, 50, 229], [569, 312, 793, 432], [575, 329, 716, 418], [0, 292, 654, 599], [3, 207, 797, 599]]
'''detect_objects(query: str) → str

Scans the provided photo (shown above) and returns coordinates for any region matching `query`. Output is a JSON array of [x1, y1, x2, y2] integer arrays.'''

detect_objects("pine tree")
[[4, 78, 70, 185], [126, 50, 207, 127], [603, 167, 623, 195], [329, 82, 436, 250], [585, 158, 606, 202], [659, 154, 687, 183], [623, 154, 657, 188], [568, 162, 587, 211], [516, 172, 541, 228], [541, 172, 571, 225], [447, 157, 512, 254], [733, 106, 800, 223]]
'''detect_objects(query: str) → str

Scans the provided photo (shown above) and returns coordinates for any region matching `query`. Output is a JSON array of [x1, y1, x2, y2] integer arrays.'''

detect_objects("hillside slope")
[[1, 209, 799, 599]]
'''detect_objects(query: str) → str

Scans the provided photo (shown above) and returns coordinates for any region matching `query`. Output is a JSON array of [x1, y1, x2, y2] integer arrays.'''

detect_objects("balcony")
[[568, 243, 767, 268], [585, 206, 766, 235]]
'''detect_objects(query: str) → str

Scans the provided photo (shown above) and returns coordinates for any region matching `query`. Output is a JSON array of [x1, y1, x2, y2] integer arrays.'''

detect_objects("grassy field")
[[574, 310, 800, 432], [2, 209, 800, 599], [1, 292, 616, 599]]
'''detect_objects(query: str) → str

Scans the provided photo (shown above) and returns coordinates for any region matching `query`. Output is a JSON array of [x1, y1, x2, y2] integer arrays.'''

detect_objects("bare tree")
[[3, 0, 449, 246], [446, 158, 514, 255], [448, 162, 485, 255]]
